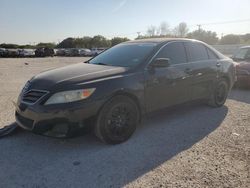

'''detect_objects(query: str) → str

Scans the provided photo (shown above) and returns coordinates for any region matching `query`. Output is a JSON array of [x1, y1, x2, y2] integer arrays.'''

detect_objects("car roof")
[[125, 38, 199, 45]]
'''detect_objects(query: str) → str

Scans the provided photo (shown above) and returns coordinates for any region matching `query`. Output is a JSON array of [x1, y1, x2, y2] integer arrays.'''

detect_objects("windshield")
[[89, 43, 157, 67], [233, 48, 250, 60]]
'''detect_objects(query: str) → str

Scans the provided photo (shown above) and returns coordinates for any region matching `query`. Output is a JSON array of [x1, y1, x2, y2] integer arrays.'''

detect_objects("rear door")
[[144, 42, 193, 112], [184, 42, 219, 100]]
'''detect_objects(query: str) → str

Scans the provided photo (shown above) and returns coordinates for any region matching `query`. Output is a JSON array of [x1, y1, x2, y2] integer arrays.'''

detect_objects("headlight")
[[45, 88, 95, 105]]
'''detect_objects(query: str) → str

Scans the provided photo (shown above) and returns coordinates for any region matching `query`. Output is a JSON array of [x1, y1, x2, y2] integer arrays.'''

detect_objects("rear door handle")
[[216, 62, 221, 67]]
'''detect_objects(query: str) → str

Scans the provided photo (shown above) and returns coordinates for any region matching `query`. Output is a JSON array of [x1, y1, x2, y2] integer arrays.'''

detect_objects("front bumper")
[[15, 100, 103, 138]]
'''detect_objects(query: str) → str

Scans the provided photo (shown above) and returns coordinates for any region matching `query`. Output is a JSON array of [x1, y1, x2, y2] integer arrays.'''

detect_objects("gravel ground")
[[0, 58, 249, 188]]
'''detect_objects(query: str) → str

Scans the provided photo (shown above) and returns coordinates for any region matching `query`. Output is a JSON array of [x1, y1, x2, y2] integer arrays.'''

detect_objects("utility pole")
[[137, 32, 141, 39], [197, 24, 202, 32]]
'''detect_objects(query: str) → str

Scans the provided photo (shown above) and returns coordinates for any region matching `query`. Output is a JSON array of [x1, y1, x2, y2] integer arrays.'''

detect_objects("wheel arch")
[[97, 90, 143, 122], [113, 90, 142, 121]]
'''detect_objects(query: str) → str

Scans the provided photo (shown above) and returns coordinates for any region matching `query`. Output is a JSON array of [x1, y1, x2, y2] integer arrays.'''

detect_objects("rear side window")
[[185, 42, 209, 62], [156, 42, 187, 65], [207, 48, 218, 59]]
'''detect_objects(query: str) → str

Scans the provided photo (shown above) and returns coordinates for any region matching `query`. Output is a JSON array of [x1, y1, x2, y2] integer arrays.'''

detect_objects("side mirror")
[[150, 58, 170, 68]]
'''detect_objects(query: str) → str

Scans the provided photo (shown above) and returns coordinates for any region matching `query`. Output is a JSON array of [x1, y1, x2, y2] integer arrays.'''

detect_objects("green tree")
[[82, 37, 92, 48], [111, 37, 129, 46], [17, 45, 35, 49], [36, 43, 56, 49], [90, 35, 111, 48], [57, 38, 75, 48], [220, 34, 241, 45], [187, 29, 218, 45], [0, 43, 19, 49]]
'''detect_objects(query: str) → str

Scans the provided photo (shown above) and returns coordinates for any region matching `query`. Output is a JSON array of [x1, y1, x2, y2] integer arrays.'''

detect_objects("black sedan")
[[15, 38, 236, 144]]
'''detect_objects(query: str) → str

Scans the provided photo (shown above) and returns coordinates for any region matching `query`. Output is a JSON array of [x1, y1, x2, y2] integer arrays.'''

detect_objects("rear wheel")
[[95, 96, 139, 144], [208, 79, 229, 107]]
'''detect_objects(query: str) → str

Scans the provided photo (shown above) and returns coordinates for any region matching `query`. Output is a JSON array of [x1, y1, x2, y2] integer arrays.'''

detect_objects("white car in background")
[[18, 49, 35, 57], [91, 48, 106, 56], [79, 48, 92, 56]]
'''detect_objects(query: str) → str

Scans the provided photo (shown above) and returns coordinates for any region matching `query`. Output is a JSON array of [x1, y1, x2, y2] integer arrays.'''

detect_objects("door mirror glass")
[[150, 58, 170, 68]]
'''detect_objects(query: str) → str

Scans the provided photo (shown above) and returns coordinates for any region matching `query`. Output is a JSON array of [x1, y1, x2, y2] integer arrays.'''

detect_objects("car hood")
[[29, 63, 128, 90]]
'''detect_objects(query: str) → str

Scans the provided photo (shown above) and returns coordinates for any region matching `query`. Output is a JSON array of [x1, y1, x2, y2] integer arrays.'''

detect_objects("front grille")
[[16, 112, 34, 129], [22, 90, 48, 104]]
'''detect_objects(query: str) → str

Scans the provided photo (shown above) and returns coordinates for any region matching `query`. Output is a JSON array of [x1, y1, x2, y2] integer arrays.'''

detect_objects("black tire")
[[94, 95, 139, 144], [208, 79, 229, 107]]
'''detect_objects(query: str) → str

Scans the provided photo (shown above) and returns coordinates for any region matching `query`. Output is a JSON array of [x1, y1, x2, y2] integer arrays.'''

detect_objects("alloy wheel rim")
[[215, 84, 227, 104], [106, 104, 131, 138]]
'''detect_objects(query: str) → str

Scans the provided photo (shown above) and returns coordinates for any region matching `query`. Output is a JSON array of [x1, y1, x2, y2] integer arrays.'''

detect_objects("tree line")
[[0, 22, 249, 49], [0, 36, 129, 49], [139, 22, 250, 45]]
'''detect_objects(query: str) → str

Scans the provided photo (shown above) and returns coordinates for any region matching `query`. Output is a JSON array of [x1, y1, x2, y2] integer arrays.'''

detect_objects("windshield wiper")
[[95, 62, 108, 66]]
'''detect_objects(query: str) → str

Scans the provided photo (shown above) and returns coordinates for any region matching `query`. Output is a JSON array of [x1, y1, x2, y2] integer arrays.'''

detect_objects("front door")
[[144, 42, 193, 112]]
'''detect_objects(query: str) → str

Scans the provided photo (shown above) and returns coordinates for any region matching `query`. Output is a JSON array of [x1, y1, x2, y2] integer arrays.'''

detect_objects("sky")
[[0, 0, 250, 44]]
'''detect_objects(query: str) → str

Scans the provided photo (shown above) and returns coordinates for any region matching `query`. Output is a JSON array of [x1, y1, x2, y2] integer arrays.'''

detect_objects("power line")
[[189, 19, 250, 28], [107, 19, 250, 39]]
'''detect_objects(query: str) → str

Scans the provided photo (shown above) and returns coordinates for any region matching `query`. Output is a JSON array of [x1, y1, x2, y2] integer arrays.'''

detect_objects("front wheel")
[[94, 96, 139, 144], [208, 79, 229, 107]]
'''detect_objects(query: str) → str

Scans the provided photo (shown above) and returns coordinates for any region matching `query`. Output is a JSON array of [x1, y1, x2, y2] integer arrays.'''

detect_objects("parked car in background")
[[79, 48, 92, 56], [64, 48, 79, 56], [0, 48, 5, 57], [70, 48, 80, 56], [55, 49, 66, 56], [64, 49, 71, 56], [0, 48, 6, 57], [18, 49, 35, 57], [91, 48, 106, 56], [6, 49, 19, 57], [35, 48, 54, 57], [232, 46, 250, 87], [15, 38, 236, 144]]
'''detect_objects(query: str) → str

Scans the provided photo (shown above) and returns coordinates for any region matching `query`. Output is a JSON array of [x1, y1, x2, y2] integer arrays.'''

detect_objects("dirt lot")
[[0, 57, 249, 188]]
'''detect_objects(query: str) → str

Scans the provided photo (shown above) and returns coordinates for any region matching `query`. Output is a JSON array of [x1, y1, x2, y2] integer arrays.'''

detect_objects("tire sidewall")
[[213, 80, 229, 107], [95, 96, 139, 144]]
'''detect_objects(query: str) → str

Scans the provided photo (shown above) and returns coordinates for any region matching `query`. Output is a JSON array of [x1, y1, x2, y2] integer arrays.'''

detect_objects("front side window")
[[207, 48, 218, 59], [89, 43, 157, 67], [155, 42, 187, 65], [185, 42, 209, 62]]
